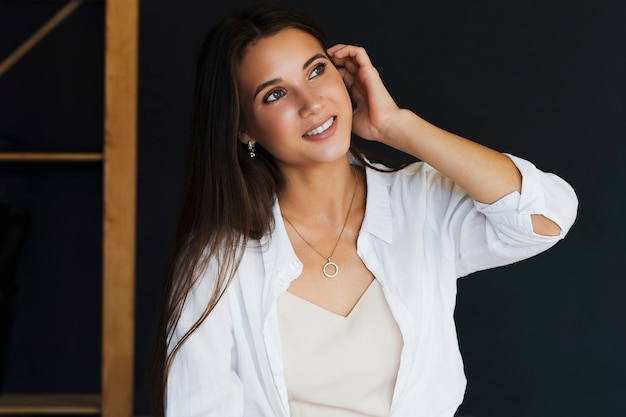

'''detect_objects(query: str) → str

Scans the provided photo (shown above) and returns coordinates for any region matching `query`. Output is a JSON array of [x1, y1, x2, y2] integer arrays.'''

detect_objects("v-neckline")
[[282, 279, 378, 319]]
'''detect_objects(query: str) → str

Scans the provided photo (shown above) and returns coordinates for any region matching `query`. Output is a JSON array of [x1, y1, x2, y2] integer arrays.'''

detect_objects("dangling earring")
[[248, 141, 256, 158]]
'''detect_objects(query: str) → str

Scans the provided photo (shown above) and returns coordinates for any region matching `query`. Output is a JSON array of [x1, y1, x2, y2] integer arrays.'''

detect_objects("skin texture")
[[236, 28, 561, 316], [238, 28, 354, 173]]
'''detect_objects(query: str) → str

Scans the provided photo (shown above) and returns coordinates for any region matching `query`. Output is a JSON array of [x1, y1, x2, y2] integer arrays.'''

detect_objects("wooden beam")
[[0, 394, 100, 415], [102, 0, 138, 416], [0, 0, 84, 78], [0, 152, 103, 162]]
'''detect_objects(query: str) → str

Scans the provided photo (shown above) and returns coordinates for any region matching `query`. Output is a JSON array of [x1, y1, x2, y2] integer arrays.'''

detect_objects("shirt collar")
[[361, 165, 393, 244], [259, 199, 302, 289]]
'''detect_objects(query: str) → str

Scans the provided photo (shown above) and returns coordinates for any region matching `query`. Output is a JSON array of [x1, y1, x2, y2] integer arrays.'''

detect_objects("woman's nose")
[[298, 88, 322, 117]]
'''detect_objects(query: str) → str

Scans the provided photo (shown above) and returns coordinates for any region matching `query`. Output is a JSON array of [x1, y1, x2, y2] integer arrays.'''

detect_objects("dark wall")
[[1, 0, 624, 416]]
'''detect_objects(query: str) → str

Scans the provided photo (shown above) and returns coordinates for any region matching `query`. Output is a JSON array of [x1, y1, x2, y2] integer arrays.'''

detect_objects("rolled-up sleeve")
[[452, 153, 578, 277]]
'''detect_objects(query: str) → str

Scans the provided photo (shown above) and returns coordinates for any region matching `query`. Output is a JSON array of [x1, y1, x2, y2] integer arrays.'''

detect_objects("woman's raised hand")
[[327, 44, 401, 144]]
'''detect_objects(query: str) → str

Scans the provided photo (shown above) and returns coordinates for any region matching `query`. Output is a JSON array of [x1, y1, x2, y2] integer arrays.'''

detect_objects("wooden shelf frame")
[[101, 0, 138, 415], [0, 0, 138, 416], [0, 394, 100, 415], [0, 152, 103, 161]]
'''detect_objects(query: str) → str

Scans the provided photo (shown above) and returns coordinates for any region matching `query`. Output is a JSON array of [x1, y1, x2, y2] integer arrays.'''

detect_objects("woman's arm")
[[328, 44, 563, 236], [384, 110, 563, 236]]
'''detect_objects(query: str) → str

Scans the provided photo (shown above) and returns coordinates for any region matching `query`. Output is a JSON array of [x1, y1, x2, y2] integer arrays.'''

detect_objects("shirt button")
[[290, 261, 300, 270]]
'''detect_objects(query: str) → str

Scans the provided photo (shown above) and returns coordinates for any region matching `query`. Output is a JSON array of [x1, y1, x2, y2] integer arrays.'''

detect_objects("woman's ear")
[[238, 130, 255, 146]]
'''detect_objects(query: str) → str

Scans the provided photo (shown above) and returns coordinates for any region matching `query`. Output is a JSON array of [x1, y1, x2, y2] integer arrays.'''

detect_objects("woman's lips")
[[302, 116, 336, 140]]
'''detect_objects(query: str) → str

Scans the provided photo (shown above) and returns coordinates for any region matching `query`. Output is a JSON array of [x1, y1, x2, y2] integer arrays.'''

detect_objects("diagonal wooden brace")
[[0, 0, 84, 78]]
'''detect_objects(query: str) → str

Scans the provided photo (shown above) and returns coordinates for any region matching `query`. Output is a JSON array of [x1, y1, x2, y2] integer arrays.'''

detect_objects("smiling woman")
[[148, 3, 578, 417], [236, 27, 353, 167]]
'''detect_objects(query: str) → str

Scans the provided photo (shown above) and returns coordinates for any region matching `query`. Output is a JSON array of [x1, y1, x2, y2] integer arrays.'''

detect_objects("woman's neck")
[[277, 159, 361, 227]]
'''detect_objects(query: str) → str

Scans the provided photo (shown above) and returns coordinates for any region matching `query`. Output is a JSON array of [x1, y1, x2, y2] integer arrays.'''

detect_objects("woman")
[[150, 3, 578, 416]]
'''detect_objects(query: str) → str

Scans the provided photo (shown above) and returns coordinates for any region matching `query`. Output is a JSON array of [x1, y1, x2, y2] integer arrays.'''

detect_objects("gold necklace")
[[282, 167, 358, 278]]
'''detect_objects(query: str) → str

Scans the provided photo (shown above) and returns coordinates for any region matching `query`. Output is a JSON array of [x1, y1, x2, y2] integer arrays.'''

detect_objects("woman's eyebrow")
[[254, 78, 282, 99], [302, 53, 327, 70], [253, 53, 329, 99]]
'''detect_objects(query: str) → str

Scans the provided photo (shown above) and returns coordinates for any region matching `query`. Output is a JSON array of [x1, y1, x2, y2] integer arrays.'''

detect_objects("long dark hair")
[[148, 3, 406, 416]]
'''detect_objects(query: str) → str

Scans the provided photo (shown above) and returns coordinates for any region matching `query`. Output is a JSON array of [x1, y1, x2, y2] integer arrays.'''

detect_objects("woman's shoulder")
[[364, 159, 453, 189]]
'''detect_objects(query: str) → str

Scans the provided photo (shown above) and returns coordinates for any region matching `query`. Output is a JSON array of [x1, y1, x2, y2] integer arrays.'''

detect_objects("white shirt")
[[166, 153, 578, 417]]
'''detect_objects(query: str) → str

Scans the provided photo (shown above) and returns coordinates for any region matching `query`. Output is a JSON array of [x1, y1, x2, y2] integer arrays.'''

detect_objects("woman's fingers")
[[328, 44, 373, 72], [329, 44, 374, 92], [326, 43, 349, 56], [327, 44, 370, 62], [328, 43, 400, 142], [337, 67, 355, 88]]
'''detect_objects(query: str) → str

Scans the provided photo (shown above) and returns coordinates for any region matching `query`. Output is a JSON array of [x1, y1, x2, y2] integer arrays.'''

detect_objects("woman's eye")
[[264, 89, 285, 103], [309, 62, 327, 79]]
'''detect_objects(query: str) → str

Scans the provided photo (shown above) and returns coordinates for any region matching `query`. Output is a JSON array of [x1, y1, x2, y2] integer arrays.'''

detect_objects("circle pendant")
[[323, 260, 339, 278]]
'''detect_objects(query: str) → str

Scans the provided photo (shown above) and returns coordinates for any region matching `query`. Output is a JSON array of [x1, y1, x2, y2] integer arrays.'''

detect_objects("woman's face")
[[237, 28, 353, 169]]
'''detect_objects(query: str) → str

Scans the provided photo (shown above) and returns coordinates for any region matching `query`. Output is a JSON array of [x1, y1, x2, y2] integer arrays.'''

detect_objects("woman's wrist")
[[378, 109, 428, 157]]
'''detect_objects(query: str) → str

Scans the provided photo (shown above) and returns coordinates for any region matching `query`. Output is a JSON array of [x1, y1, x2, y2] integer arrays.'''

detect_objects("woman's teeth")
[[304, 117, 334, 136]]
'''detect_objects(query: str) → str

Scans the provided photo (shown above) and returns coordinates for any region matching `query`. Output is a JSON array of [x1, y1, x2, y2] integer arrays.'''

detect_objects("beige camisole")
[[277, 279, 403, 417]]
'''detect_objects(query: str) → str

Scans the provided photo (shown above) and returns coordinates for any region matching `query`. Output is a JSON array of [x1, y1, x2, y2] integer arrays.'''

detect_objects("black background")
[[1, 0, 624, 416]]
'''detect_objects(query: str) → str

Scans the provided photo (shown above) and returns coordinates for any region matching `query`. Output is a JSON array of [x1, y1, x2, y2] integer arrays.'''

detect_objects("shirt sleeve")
[[165, 266, 244, 417], [440, 153, 578, 277]]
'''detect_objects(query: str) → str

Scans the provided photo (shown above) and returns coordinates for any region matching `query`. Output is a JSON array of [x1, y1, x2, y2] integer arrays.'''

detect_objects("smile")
[[303, 117, 335, 137]]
